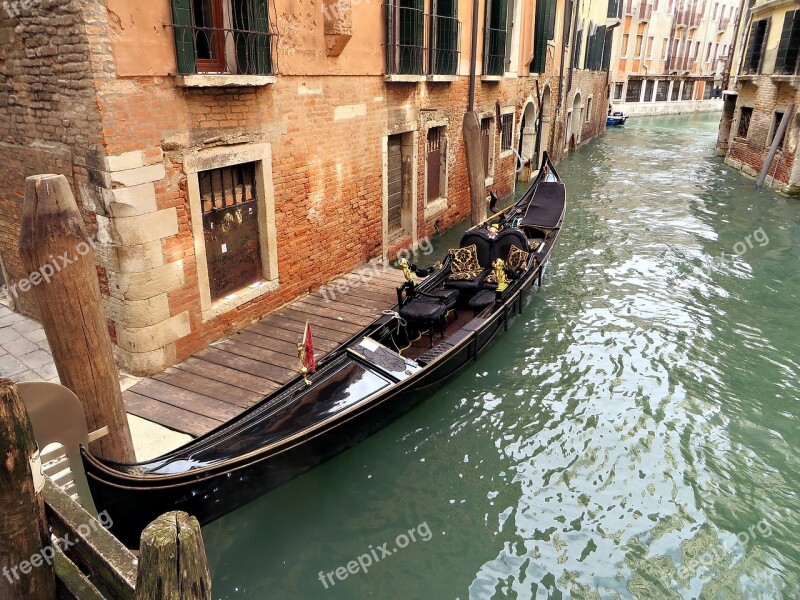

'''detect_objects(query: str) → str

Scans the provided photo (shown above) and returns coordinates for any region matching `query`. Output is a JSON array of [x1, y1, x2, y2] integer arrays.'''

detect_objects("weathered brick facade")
[[0, 0, 610, 374]]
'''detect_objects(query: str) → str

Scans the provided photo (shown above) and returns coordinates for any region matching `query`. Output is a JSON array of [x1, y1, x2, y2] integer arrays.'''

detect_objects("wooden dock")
[[123, 265, 406, 437]]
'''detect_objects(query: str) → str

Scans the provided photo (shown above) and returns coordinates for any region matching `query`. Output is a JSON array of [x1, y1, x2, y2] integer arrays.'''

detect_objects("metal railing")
[[385, 5, 462, 76], [676, 10, 701, 27], [717, 16, 730, 30], [173, 24, 275, 75]]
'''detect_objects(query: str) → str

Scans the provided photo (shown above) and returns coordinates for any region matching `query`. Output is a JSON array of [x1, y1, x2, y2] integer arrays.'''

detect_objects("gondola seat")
[[419, 288, 459, 312], [468, 290, 496, 313], [396, 282, 448, 347]]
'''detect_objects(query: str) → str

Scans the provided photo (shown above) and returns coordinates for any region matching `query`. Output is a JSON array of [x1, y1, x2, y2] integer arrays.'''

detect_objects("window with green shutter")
[[743, 18, 770, 74], [775, 10, 800, 75], [531, 0, 556, 73], [483, 0, 509, 76], [386, 0, 425, 74], [171, 0, 274, 76]]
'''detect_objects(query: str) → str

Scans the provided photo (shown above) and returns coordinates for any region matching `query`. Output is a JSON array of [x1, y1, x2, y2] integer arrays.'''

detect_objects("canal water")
[[203, 113, 800, 599]]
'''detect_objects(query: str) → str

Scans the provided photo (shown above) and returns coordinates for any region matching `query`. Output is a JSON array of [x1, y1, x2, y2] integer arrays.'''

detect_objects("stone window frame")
[[184, 143, 279, 321], [423, 120, 450, 221], [767, 107, 788, 149], [613, 82, 624, 100], [735, 106, 754, 140], [381, 125, 419, 256], [498, 106, 516, 159], [585, 95, 593, 122]]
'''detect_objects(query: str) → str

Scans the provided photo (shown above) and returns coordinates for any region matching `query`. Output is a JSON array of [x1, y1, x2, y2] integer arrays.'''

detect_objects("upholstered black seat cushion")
[[419, 288, 459, 307], [444, 268, 492, 290], [399, 300, 446, 323], [468, 290, 496, 311]]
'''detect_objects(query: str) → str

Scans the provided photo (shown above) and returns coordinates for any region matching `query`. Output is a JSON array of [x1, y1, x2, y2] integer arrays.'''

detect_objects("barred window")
[[737, 107, 753, 138], [500, 114, 514, 151]]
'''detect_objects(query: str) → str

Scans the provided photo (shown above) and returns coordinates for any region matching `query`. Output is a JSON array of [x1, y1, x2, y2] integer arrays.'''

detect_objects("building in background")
[[606, 0, 740, 115], [0, 0, 613, 375], [716, 0, 800, 194]]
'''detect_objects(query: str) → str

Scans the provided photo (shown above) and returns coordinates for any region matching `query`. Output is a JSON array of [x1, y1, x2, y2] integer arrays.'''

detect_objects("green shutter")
[[171, 0, 197, 75], [233, 0, 272, 75], [601, 25, 613, 70], [776, 10, 799, 74], [563, 0, 573, 45], [547, 0, 556, 40], [573, 29, 582, 68], [531, 0, 554, 73]]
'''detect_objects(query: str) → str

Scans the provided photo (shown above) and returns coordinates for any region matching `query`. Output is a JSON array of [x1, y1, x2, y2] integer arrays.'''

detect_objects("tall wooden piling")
[[463, 111, 487, 226], [135, 512, 212, 600], [0, 379, 56, 600], [18, 174, 135, 463]]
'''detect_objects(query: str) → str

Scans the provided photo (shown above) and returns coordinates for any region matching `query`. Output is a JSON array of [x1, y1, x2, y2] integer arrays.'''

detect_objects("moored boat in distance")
[[82, 153, 567, 548], [606, 112, 629, 127]]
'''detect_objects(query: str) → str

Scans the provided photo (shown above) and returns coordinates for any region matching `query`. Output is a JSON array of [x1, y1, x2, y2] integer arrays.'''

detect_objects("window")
[[573, 27, 584, 68], [531, 0, 557, 73], [661, 37, 668, 59], [185, 143, 278, 320], [771, 112, 786, 149], [671, 82, 680, 100], [171, 0, 273, 76], [426, 126, 448, 205], [430, 0, 460, 75], [500, 114, 514, 152], [386, 0, 425, 75], [646, 36, 654, 58], [634, 34, 643, 57], [584, 24, 608, 70], [737, 106, 753, 138], [607, 0, 622, 19], [613, 82, 624, 99], [621, 33, 629, 56], [484, 0, 510, 75], [626, 79, 642, 102], [743, 18, 770, 74], [776, 10, 800, 75], [712, 2, 718, 19], [705, 42, 712, 62], [644, 79, 655, 101], [656, 80, 669, 100], [585, 96, 592, 121], [681, 80, 694, 100]]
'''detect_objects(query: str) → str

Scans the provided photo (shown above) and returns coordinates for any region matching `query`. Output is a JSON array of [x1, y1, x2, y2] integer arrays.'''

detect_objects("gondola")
[[82, 152, 567, 548]]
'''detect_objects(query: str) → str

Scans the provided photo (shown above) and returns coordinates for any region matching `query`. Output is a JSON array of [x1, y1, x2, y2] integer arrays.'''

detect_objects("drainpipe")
[[468, 0, 480, 111]]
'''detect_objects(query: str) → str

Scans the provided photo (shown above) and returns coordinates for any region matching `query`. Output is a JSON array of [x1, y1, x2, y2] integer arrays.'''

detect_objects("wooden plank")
[[174, 357, 279, 396], [297, 295, 385, 319], [289, 300, 376, 326], [152, 368, 263, 408], [211, 339, 302, 377], [232, 330, 330, 360], [131, 379, 241, 422], [256, 316, 351, 344], [336, 286, 398, 303], [195, 347, 299, 382], [124, 391, 220, 437], [277, 308, 363, 335], [245, 321, 341, 351], [316, 289, 391, 311]]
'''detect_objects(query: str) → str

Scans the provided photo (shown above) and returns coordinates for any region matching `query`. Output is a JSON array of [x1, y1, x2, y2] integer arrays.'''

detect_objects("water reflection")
[[203, 114, 799, 599]]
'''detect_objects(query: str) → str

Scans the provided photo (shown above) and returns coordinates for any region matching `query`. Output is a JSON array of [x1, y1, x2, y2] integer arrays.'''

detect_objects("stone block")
[[103, 293, 172, 328], [103, 183, 158, 218], [116, 311, 190, 354], [109, 208, 178, 246], [115, 343, 177, 376], [108, 260, 184, 301], [106, 150, 145, 172], [110, 163, 166, 187]]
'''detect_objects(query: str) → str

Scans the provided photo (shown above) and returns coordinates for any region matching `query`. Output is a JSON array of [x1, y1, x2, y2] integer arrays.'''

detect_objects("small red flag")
[[303, 322, 316, 374]]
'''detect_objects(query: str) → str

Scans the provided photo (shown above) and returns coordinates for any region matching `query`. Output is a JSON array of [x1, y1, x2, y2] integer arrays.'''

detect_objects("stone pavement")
[[0, 303, 191, 461], [0, 303, 58, 382]]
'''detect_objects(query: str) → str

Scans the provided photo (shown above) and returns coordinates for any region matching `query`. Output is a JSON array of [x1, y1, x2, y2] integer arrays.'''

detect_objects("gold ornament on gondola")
[[398, 258, 415, 282], [492, 258, 508, 292], [297, 342, 312, 386]]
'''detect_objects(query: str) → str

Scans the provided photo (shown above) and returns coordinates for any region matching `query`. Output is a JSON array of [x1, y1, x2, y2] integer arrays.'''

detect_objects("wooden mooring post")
[[135, 512, 212, 600], [0, 379, 56, 600], [18, 174, 135, 463], [463, 111, 487, 226]]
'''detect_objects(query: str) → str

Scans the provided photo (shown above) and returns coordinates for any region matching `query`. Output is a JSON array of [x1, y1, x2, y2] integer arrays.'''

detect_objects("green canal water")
[[203, 113, 800, 599]]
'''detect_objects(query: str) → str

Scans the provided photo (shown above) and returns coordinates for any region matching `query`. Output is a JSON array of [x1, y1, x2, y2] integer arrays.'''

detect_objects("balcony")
[[385, 5, 462, 78], [638, 2, 652, 21], [483, 26, 507, 76], [676, 10, 701, 28], [717, 17, 730, 31]]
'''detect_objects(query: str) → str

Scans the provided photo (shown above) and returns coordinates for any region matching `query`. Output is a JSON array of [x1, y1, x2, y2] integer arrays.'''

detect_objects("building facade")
[[0, 0, 612, 375], [607, 0, 740, 115], [717, 0, 800, 194]]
